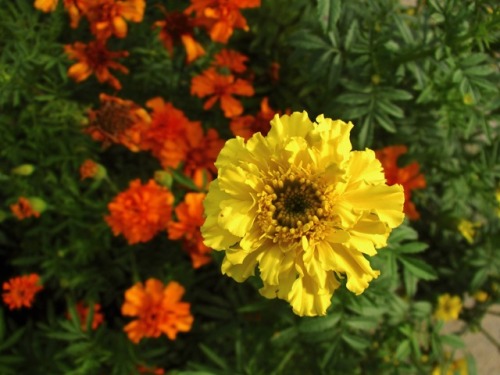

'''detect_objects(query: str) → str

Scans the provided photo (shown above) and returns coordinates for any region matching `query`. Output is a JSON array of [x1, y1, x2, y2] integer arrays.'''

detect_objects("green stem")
[[479, 325, 500, 352]]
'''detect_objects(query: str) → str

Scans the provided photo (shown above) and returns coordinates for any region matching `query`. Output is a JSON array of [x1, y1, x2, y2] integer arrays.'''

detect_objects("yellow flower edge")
[[201, 111, 405, 316]]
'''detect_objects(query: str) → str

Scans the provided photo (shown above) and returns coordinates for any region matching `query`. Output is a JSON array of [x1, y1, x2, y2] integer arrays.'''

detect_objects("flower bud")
[[154, 170, 173, 188], [11, 164, 35, 176]]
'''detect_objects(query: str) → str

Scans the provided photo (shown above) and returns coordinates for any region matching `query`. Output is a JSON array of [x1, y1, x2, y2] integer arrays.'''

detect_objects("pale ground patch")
[[443, 304, 500, 375]]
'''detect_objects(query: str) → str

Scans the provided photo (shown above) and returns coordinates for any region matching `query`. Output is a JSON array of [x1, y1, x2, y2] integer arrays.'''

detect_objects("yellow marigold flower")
[[201, 112, 405, 316], [434, 294, 462, 321], [457, 219, 480, 244]]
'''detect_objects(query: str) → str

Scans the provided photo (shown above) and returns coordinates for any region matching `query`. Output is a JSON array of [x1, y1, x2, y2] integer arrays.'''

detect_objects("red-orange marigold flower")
[[168, 193, 212, 268], [65, 41, 129, 90], [155, 11, 205, 64], [121, 279, 193, 343], [10, 197, 40, 220], [2, 274, 43, 310], [105, 179, 174, 244], [176, 124, 224, 188], [73, 302, 104, 331], [79, 159, 99, 180], [140, 98, 195, 168], [185, 0, 261, 43], [376, 145, 426, 220], [213, 49, 248, 73], [230, 97, 278, 140], [84, 0, 145, 40], [191, 67, 254, 118], [86, 93, 151, 152]]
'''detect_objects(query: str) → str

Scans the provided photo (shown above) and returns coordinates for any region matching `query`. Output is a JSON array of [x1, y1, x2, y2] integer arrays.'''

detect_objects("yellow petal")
[[222, 249, 260, 282], [287, 272, 339, 316], [267, 112, 314, 147], [342, 184, 405, 228], [201, 215, 240, 250], [257, 244, 285, 285], [331, 244, 380, 294]]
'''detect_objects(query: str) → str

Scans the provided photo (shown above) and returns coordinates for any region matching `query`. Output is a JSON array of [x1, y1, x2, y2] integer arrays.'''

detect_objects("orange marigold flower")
[[65, 40, 129, 90], [177, 124, 224, 188], [168, 193, 212, 268], [84, 0, 146, 40], [2, 274, 43, 310], [86, 93, 150, 152], [79, 159, 99, 180], [185, 0, 261, 43], [191, 67, 254, 118], [121, 279, 193, 343], [10, 197, 41, 220], [140, 98, 194, 168], [105, 179, 174, 244], [230, 97, 278, 140], [376, 145, 426, 220], [155, 11, 205, 64], [72, 302, 105, 331], [34, 0, 58, 12], [213, 49, 248, 73]]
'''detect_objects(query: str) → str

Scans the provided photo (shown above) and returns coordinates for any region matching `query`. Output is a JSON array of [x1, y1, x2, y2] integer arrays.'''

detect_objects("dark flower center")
[[272, 179, 322, 229]]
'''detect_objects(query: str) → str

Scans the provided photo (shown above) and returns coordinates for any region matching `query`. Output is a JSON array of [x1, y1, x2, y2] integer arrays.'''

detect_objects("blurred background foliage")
[[0, 0, 499, 374]]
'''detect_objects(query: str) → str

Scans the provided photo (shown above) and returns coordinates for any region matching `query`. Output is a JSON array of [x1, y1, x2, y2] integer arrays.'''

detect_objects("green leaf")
[[464, 65, 495, 77], [317, 0, 342, 33], [199, 344, 228, 370], [388, 225, 418, 245], [375, 113, 396, 133], [298, 313, 341, 333], [383, 88, 413, 101], [441, 334, 465, 349], [399, 257, 437, 280], [0, 326, 25, 352], [403, 267, 418, 297], [398, 242, 428, 254], [377, 99, 404, 118], [345, 316, 379, 331], [344, 20, 359, 51], [393, 14, 414, 44], [290, 30, 329, 50], [395, 340, 411, 360], [342, 333, 370, 351]]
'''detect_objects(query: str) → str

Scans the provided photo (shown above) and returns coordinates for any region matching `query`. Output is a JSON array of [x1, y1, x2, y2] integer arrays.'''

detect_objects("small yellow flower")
[[457, 219, 480, 244], [434, 294, 462, 321], [201, 112, 405, 316], [473, 290, 488, 303], [432, 358, 468, 375], [462, 94, 474, 105]]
